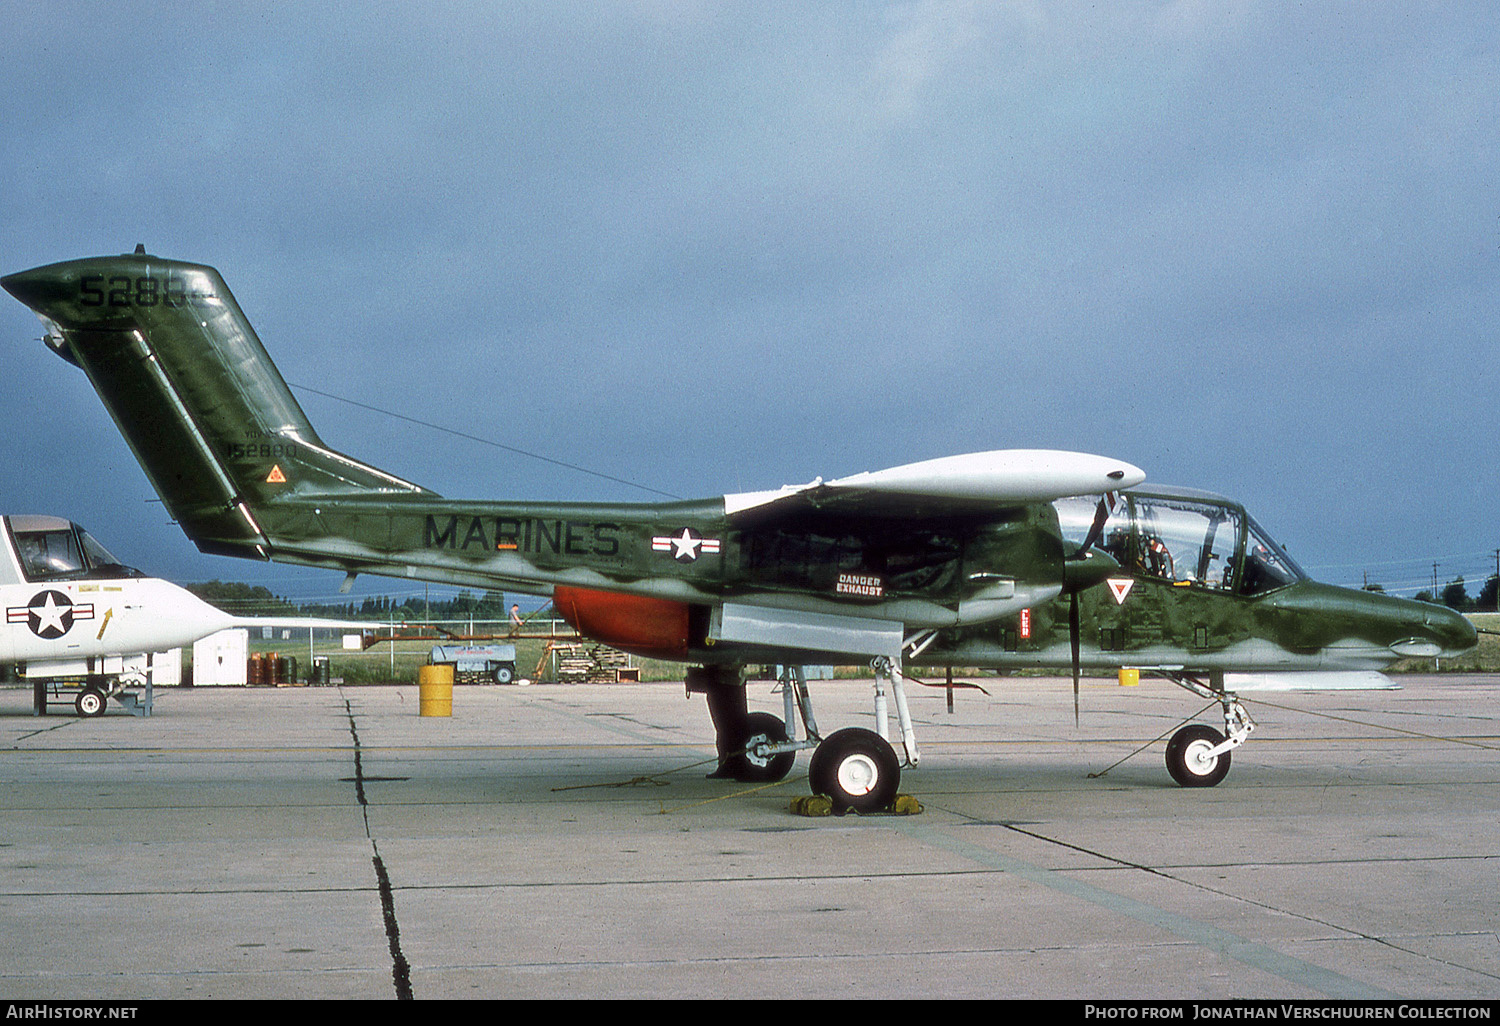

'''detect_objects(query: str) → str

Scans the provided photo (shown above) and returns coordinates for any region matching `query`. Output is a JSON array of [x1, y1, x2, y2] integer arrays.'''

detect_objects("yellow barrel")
[[1118, 667, 1140, 687], [418, 664, 454, 717]]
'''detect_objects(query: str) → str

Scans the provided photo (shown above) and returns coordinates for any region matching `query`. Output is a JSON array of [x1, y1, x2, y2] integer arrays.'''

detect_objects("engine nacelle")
[[552, 586, 693, 661]]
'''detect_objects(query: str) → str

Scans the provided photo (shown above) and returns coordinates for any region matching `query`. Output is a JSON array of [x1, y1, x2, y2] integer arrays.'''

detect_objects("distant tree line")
[[186, 580, 298, 616], [1371, 574, 1500, 612]]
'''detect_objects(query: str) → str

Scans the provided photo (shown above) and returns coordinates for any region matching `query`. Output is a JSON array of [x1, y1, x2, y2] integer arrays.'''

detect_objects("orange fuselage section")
[[552, 586, 693, 660]]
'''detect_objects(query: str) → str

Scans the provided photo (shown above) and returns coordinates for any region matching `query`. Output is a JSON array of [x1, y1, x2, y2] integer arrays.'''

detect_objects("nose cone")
[[1360, 591, 1476, 658], [1267, 583, 1478, 664], [1406, 602, 1479, 658]]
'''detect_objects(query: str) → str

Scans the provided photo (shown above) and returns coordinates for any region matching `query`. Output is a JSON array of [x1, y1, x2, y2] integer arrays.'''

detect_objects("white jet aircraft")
[[1, 514, 235, 715]]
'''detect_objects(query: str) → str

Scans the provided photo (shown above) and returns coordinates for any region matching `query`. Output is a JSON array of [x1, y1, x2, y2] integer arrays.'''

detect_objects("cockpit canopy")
[[3, 515, 144, 584], [1055, 489, 1306, 596]]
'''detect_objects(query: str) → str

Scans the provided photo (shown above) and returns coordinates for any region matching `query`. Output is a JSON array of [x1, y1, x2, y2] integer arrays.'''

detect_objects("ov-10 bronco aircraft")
[[3, 250, 1477, 810]]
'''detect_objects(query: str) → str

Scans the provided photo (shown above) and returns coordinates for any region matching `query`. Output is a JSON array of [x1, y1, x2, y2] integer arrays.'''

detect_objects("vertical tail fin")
[[3, 252, 433, 559]]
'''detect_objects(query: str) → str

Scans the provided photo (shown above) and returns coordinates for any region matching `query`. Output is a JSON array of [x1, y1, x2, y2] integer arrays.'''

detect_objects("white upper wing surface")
[[724, 449, 1145, 517]]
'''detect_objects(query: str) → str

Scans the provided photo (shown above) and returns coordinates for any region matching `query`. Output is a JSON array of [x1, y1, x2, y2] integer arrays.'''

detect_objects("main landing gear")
[[1161, 671, 1255, 788], [807, 727, 900, 813], [688, 658, 917, 814]]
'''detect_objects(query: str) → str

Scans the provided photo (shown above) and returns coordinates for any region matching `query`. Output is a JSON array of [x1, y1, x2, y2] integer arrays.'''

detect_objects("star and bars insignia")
[[7, 590, 94, 640], [652, 528, 722, 563]]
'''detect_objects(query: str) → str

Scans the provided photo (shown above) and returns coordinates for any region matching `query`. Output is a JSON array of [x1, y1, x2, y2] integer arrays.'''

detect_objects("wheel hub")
[[1185, 740, 1218, 775], [746, 733, 773, 768], [836, 753, 880, 796]]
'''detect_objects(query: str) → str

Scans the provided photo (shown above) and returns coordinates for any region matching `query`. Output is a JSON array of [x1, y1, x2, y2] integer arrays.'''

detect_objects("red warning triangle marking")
[[1107, 578, 1134, 605], [266, 465, 287, 484]]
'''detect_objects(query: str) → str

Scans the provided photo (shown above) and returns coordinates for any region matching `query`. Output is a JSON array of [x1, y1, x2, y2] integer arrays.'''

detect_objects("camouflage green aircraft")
[[3, 250, 1477, 811]]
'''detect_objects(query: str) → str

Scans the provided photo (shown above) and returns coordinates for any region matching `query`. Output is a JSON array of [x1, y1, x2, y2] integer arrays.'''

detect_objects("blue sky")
[[3, 2, 1497, 606]]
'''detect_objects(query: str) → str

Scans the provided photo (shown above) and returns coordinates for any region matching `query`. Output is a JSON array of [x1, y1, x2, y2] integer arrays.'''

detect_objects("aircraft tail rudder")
[[2, 250, 433, 560]]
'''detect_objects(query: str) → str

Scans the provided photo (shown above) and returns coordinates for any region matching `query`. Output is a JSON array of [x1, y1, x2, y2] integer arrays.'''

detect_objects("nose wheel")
[[1161, 671, 1255, 788], [1165, 724, 1231, 787]]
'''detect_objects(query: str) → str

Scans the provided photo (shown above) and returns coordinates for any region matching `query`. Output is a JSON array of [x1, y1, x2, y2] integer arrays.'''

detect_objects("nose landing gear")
[[1165, 723, 1231, 787], [1163, 670, 1254, 787]]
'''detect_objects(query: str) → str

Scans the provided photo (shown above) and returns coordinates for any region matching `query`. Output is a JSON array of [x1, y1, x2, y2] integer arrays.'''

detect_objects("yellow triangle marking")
[[266, 465, 287, 484]]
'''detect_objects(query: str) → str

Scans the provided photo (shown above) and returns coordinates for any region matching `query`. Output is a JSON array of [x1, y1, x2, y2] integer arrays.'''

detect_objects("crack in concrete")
[[344, 693, 413, 1000]]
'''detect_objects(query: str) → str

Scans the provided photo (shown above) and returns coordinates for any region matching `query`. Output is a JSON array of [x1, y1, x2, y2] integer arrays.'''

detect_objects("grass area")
[[243, 634, 720, 685], [246, 635, 556, 685]]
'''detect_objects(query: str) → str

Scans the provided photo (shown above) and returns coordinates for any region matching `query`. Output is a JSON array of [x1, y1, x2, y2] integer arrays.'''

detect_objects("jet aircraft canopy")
[[3, 515, 143, 584], [1056, 488, 1306, 597]]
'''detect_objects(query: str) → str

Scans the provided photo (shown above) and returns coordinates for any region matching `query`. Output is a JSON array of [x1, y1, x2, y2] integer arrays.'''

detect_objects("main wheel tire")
[[725, 711, 796, 783], [1165, 724, 1231, 787], [75, 687, 106, 718], [809, 727, 900, 814]]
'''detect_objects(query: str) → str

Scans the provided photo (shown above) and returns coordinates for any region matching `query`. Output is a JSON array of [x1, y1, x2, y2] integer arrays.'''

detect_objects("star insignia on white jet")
[[652, 528, 722, 563], [7, 590, 94, 640]]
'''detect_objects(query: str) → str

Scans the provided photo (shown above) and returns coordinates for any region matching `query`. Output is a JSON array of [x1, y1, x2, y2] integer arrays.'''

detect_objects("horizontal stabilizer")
[[227, 617, 375, 633], [1225, 671, 1399, 691]]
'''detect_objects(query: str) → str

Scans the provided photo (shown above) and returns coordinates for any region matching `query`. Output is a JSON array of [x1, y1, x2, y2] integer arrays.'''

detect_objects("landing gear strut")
[[689, 658, 919, 812], [689, 665, 800, 783], [1162, 670, 1255, 788]]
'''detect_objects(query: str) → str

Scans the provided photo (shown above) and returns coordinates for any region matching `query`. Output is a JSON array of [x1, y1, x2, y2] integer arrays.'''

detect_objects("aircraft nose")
[[1430, 604, 1478, 656], [1390, 603, 1478, 658], [1273, 583, 1479, 664]]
